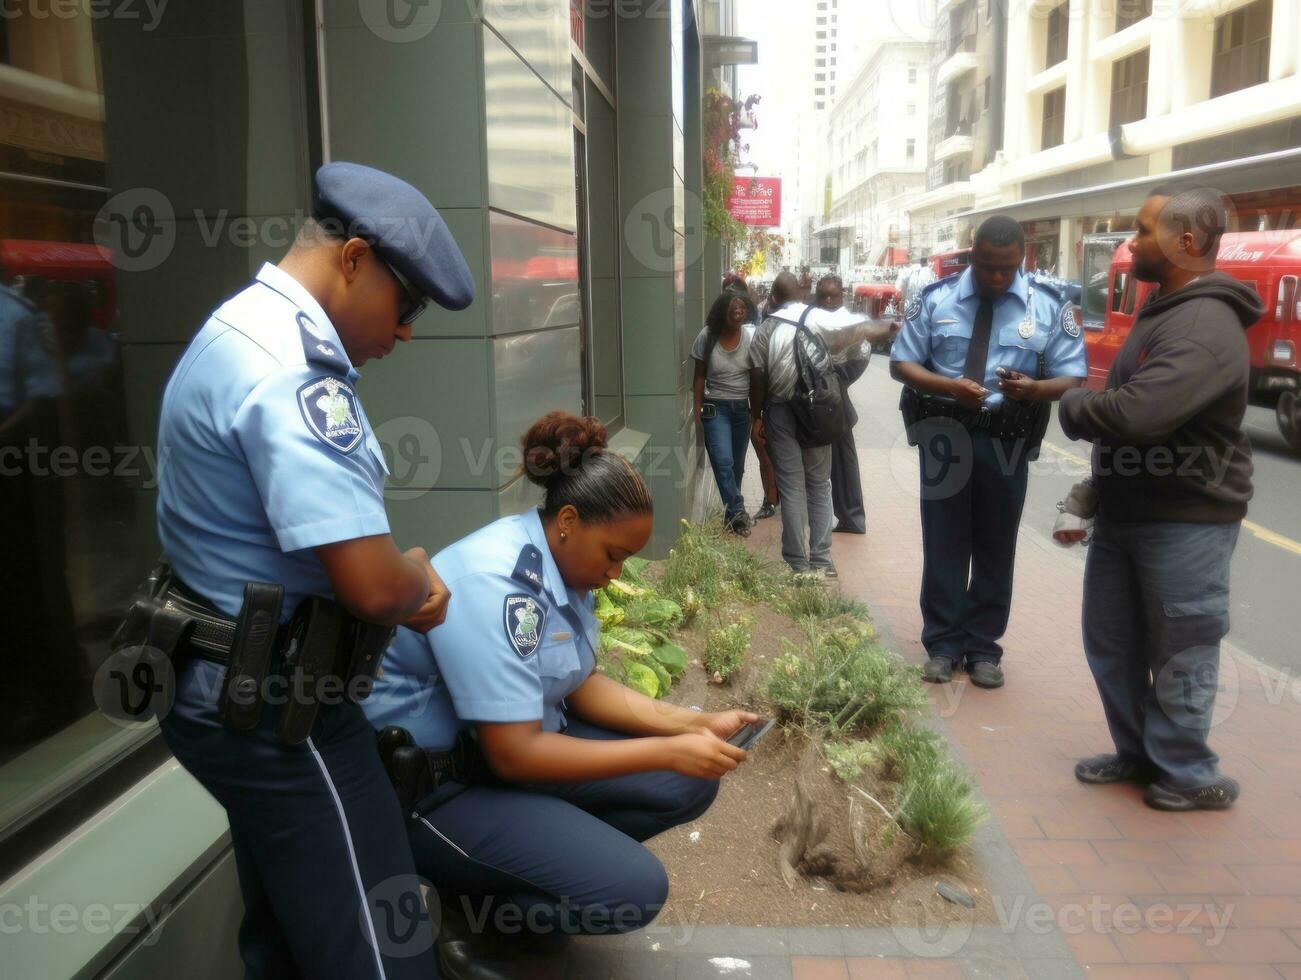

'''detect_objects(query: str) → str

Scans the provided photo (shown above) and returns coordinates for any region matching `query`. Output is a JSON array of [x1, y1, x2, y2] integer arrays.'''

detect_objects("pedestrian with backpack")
[[750, 272, 895, 575]]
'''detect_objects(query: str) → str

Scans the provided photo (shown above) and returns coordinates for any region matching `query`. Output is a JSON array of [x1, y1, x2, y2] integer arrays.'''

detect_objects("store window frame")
[[1041, 86, 1066, 151]]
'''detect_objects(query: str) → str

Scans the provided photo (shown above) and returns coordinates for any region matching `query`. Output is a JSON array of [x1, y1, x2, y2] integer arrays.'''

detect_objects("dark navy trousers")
[[918, 425, 1031, 666], [161, 658, 438, 979], [1083, 519, 1239, 788], [406, 719, 719, 939]]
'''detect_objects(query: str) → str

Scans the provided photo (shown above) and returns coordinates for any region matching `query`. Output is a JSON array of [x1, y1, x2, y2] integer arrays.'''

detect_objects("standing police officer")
[[146, 162, 474, 978], [890, 216, 1086, 689]]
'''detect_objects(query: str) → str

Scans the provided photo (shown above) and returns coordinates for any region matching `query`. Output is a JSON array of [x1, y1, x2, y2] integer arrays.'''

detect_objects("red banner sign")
[[728, 177, 782, 227]]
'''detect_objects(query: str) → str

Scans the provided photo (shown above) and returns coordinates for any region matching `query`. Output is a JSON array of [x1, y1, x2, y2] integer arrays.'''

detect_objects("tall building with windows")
[[816, 38, 934, 273], [908, 0, 1009, 257], [967, 0, 1300, 277]]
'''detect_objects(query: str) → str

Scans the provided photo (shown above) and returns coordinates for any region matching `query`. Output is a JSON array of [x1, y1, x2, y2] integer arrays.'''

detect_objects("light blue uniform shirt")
[[0, 286, 61, 417], [891, 268, 1087, 409], [156, 263, 391, 619], [364, 508, 599, 752]]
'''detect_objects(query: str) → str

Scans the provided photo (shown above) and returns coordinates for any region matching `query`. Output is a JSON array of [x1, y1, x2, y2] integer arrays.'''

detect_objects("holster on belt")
[[276, 598, 397, 745], [217, 582, 285, 731], [376, 727, 496, 814], [110, 560, 193, 666]]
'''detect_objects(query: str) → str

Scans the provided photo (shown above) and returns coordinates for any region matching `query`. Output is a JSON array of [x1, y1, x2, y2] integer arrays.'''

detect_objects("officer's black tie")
[[962, 297, 995, 385]]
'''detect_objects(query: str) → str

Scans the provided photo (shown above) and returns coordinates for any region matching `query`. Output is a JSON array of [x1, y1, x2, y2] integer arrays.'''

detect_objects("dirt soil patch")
[[643, 602, 993, 928]]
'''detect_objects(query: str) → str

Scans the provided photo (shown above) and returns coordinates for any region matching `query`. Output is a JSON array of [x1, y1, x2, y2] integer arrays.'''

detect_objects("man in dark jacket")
[[1060, 184, 1264, 812]]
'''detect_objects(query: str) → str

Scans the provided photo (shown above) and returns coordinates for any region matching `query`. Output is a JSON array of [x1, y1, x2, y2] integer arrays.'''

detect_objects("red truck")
[[1080, 230, 1301, 452]]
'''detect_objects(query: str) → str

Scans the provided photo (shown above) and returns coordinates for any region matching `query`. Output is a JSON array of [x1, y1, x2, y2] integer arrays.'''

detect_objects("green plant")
[[703, 89, 760, 243], [764, 631, 925, 736], [704, 618, 752, 682], [823, 740, 881, 782], [662, 519, 784, 609], [871, 724, 987, 860]]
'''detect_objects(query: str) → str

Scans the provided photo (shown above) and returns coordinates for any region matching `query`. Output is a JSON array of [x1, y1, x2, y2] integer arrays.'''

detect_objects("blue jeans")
[[1083, 519, 1239, 789], [701, 398, 751, 523]]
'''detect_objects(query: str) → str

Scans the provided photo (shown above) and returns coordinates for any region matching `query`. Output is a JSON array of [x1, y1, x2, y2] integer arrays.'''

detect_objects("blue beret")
[[313, 161, 475, 311]]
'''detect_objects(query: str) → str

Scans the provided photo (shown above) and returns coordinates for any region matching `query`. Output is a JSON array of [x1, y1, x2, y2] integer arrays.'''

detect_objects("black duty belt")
[[160, 586, 249, 663]]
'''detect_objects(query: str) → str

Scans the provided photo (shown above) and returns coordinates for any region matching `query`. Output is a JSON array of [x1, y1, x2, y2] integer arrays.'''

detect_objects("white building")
[[817, 38, 935, 274], [969, 0, 1301, 277]]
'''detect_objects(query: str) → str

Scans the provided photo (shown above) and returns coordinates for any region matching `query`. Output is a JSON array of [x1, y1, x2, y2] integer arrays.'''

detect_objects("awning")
[[812, 222, 853, 238], [956, 146, 1301, 224]]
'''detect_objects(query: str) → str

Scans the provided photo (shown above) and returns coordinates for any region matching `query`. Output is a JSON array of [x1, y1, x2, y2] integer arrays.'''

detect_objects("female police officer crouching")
[[363, 411, 755, 976]]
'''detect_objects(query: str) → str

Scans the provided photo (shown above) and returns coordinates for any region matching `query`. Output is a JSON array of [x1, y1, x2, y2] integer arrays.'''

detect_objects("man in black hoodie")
[[1059, 184, 1264, 811]]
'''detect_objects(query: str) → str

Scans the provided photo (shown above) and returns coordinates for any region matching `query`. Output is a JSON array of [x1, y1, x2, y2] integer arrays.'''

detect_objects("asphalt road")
[[853, 358, 1301, 677]]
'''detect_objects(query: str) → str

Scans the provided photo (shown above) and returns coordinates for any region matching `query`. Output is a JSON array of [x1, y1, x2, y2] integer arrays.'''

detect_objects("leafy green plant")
[[704, 618, 752, 682], [764, 632, 925, 736], [823, 740, 881, 782]]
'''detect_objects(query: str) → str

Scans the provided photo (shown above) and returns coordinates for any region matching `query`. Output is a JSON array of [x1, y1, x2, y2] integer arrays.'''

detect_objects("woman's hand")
[[663, 733, 747, 779], [401, 559, 451, 633], [693, 709, 760, 742]]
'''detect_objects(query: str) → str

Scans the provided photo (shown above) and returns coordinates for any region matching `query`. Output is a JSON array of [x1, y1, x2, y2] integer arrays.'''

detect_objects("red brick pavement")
[[738, 441, 1301, 978]]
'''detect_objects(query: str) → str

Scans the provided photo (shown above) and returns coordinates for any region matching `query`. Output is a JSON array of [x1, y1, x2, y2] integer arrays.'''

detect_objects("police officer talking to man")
[[132, 163, 474, 979], [890, 216, 1086, 689]]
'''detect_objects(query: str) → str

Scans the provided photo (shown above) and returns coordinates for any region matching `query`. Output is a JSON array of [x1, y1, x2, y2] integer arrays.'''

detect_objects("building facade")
[[0, 1, 739, 975], [975, 0, 1301, 278], [909, 0, 1009, 257], [821, 38, 934, 274]]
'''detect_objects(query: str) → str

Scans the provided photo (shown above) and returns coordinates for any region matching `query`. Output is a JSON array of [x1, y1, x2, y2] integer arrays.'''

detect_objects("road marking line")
[[1040, 442, 1301, 559]]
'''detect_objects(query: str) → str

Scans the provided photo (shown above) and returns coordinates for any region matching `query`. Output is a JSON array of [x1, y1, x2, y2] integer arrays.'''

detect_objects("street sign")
[[728, 177, 782, 227]]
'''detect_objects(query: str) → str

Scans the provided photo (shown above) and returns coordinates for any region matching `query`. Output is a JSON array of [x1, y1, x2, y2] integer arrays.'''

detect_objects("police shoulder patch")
[[297, 376, 363, 454], [503, 594, 545, 659], [903, 296, 922, 322], [1060, 303, 1082, 339]]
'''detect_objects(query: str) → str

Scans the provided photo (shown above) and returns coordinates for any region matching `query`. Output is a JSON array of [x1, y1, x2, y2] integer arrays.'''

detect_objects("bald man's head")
[[771, 271, 801, 307]]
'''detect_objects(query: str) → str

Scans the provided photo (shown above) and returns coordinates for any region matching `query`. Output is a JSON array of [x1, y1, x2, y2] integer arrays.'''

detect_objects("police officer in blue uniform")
[[891, 216, 1086, 689], [140, 162, 474, 978], [364, 411, 754, 976]]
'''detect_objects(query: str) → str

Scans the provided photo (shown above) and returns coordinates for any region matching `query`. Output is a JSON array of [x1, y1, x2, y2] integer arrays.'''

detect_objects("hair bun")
[[521, 411, 609, 488]]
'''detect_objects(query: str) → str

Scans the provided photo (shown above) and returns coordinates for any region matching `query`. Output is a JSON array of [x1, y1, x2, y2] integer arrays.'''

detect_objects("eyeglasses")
[[379, 255, 428, 326]]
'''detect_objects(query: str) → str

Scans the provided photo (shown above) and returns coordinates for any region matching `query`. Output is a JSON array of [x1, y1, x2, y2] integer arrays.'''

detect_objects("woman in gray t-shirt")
[[692, 291, 758, 534]]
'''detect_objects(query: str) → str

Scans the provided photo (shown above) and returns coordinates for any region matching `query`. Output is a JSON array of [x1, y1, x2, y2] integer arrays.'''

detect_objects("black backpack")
[[783, 306, 847, 448]]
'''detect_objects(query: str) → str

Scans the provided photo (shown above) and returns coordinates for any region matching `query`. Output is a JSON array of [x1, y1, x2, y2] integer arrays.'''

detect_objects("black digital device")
[[726, 718, 774, 751]]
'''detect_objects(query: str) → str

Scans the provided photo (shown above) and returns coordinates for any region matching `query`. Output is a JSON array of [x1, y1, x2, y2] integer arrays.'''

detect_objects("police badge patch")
[[503, 594, 545, 659], [297, 376, 363, 453], [1061, 304, 1082, 339], [903, 296, 922, 322]]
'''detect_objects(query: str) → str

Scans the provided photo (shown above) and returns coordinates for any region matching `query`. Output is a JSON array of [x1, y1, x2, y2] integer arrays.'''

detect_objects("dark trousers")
[[701, 398, 751, 523], [1083, 519, 1238, 788], [161, 659, 437, 979], [407, 719, 718, 938], [830, 428, 865, 532], [918, 426, 1031, 665]]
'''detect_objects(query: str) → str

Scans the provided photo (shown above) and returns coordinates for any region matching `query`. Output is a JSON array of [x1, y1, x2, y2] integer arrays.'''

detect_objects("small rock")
[[937, 880, 976, 909], [712, 671, 723, 684], [689, 831, 701, 843]]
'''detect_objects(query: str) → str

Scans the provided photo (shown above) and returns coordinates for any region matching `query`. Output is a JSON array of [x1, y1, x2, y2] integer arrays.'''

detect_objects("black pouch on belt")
[[338, 616, 396, 703], [275, 597, 344, 745], [217, 582, 285, 732]]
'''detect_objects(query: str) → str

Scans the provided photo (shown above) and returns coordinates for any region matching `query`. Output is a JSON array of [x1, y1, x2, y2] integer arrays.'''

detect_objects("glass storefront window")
[[1, 1, 315, 847]]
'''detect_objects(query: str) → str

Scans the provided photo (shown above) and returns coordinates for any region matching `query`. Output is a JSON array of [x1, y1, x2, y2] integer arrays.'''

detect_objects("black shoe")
[[967, 662, 1004, 689], [819, 564, 838, 580], [437, 902, 513, 980], [1074, 753, 1152, 785], [923, 656, 954, 683], [833, 522, 866, 534], [726, 514, 751, 537], [754, 501, 777, 520], [1144, 776, 1240, 812]]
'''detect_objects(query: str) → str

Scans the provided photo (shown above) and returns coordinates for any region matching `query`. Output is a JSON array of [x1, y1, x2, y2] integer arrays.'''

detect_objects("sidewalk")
[[554, 391, 1301, 979]]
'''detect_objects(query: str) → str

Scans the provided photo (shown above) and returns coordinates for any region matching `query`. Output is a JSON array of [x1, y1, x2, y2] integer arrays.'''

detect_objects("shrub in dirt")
[[865, 724, 986, 860], [661, 519, 784, 610], [704, 618, 752, 682], [764, 632, 925, 736], [778, 575, 874, 622], [823, 740, 880, 782]]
